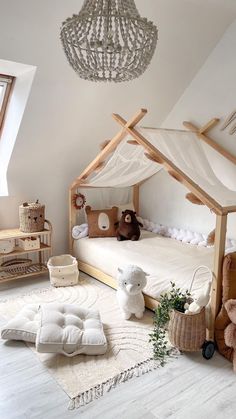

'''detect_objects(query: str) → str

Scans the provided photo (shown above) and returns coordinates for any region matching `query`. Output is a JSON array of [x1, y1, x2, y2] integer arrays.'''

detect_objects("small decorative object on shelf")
[[0, 220, 52, 284], [19, 200, 45, 233], [0, 238, 15, 254], [18, 236, 40, 251]]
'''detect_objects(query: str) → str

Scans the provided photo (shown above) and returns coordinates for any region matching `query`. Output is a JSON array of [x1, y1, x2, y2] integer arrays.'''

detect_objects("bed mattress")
[[73, 230, 214, 300]]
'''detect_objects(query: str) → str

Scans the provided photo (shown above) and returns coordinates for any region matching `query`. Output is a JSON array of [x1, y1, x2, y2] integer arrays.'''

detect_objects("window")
[[0, 74, 14, 133]]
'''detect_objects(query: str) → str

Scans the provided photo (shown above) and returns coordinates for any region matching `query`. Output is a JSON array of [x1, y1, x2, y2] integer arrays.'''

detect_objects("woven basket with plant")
[[150, 266, 214, 365]]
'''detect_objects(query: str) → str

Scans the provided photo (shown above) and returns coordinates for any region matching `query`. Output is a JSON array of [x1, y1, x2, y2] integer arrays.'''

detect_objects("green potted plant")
[[149, 282, 191, 365]]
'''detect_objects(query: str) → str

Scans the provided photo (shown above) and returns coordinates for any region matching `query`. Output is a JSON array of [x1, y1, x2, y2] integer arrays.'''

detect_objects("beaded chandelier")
[[60, 0, 158, 82]]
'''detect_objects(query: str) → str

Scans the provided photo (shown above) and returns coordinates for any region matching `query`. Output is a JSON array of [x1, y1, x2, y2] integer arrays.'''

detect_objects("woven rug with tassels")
[[0, 275, 170, 410]]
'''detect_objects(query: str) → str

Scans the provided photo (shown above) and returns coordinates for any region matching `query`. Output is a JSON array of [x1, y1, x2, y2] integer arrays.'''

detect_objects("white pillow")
[[1, 304, 40, 343]]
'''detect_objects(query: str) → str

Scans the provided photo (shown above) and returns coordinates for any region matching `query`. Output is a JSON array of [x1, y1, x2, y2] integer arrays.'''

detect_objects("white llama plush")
[[116, 265, 149, 320]]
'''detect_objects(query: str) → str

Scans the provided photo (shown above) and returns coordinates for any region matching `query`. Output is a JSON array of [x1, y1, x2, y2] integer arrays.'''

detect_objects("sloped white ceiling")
[[136, 0, 236, 123], [1, 0, 236, 251]]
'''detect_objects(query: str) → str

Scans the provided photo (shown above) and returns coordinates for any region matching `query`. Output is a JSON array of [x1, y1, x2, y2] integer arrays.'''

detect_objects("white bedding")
[[73, 230, 214, 300]]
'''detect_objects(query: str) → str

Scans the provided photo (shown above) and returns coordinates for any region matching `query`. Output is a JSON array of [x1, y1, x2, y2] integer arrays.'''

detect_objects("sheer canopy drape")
[[87, 127, 236, 208]]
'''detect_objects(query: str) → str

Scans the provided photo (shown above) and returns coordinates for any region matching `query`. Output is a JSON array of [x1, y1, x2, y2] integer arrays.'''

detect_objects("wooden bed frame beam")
[[208, 214, 227, 341], [222, 205, 236, 214], [71, 109, 147, 188], [133, 185, 139, 214], [69, 181, 83, 253], [183, 120, 236, 166], [199, 118, 220, 134], [113, 108, 147, 128], [114, 113, 224, 215]]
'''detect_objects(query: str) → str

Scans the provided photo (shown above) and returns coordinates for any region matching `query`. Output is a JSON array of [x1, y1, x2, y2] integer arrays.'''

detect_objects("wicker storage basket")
[[168, 307, 206, 351], [19, 201, 45, 233], [168, 265, 212, 352]]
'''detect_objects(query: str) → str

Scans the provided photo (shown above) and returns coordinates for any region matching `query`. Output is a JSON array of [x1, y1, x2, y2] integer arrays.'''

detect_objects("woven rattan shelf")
[[0, 228, 50, 240], [0, 220, 52, 284], [0, 262, 48, 283], [1, 243, 51, 258]]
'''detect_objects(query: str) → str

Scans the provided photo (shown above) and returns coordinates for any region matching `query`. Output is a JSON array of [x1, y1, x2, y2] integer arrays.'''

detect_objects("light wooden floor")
[[0, 275, 236, 419]]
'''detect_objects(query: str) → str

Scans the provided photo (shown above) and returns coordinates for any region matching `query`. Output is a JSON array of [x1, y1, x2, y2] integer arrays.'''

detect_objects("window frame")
[[0, 74, 15, 134]]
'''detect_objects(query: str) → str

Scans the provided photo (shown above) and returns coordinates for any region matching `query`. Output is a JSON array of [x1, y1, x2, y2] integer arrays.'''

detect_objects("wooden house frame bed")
[[69, 109, 236, 342]]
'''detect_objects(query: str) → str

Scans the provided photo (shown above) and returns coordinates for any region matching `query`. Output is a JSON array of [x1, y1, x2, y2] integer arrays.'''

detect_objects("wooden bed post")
[[208, 213, 227, 341], [69, 186, 78, 254], [133, 184, 139, 214]]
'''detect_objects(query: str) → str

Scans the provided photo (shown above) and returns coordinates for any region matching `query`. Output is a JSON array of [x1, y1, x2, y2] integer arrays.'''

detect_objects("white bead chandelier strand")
[[60, 0, 158, 82]]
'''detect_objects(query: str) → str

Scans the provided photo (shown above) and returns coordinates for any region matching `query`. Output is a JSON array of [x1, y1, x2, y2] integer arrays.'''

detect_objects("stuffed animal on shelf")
[[116, 265, 149, 320], [185, 281, 211, 314], [224, 299, 236, 372], [115, 209, 143, 241]]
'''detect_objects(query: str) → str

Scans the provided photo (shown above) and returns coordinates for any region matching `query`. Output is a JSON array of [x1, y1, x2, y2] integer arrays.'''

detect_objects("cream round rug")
[[0, 275, 160, 409]]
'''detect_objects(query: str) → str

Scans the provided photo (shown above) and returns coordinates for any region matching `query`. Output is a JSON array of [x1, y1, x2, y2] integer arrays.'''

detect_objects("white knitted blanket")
[[141, 218, 236, 253]]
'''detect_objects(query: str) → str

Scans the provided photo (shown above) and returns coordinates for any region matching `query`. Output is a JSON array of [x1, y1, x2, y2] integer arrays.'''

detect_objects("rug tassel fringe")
[[68, 357, 159, 410]]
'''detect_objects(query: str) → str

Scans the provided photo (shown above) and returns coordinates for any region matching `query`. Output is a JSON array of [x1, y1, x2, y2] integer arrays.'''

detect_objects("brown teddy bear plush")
[[224, 299, 236, 372], [215, 253, 236, 362], [115, 209, 143, 241]]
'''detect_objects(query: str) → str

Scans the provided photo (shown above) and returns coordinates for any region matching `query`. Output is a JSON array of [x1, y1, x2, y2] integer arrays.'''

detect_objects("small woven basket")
[[1, 258, 32, 274], [19, 201, 45, 233], [168, 265, 212, 352]]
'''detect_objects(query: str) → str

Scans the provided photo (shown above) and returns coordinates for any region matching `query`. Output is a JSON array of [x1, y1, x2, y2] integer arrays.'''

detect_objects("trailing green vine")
[[149, 282, 191, 366]]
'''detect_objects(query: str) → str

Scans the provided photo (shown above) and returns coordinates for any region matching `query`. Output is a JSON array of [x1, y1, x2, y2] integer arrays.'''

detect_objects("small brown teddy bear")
[[115, 209, 143, 241]]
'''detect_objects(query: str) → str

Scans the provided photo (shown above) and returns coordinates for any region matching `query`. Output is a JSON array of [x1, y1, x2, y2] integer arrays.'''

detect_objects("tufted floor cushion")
[[36, 303, 107, 356], [1, 304, 40, 343]]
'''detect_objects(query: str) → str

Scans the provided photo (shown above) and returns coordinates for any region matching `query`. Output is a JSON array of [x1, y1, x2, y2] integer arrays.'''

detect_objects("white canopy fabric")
[[87, 127, 236, 208], [89, 135, 161, 187]]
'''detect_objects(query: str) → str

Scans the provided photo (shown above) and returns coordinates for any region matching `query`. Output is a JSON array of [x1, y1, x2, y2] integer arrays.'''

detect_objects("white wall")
[[140, 20, 236, 238], [1, 1, 236, 253]]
